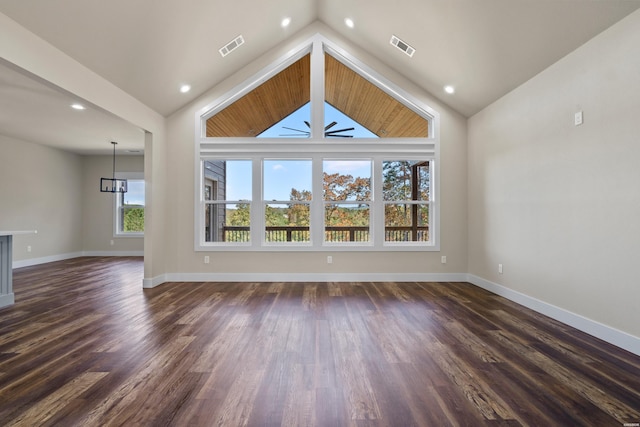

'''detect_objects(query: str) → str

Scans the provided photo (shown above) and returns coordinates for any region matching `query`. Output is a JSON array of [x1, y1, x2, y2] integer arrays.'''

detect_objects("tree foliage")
[[227, 203, 250, 226], [123, 206, 144, 232], [219, 162, 430, 242]]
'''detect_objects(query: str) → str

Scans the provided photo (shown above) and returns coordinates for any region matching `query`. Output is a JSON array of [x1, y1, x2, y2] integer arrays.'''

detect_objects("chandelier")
[[100, 141, 128, 193]]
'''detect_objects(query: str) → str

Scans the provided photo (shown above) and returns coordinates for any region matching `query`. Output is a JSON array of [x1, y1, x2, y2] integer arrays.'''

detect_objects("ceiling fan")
[[280, 121, 355, 138]]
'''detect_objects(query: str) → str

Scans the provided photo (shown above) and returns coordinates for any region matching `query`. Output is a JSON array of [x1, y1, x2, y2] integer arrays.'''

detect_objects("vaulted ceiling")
[[1, 0, 639, 153]]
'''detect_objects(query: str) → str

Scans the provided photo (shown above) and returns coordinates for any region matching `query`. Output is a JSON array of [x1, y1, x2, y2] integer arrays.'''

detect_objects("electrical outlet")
[[110, 240, 114, 246], [498, 263, 503, 274], [327, 255, 333, 264], [204, 256, 210, 264], [441, 256, 447, 264], [27, 245, 32, 253], [574, 111, 583, 126]]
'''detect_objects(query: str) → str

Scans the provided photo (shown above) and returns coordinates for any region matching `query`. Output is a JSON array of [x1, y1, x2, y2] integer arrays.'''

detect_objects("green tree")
[[288, 188, 311, 227], [382, 161, 430, 241], [124, 207, 144, 232], [228, 203, 250, 226]]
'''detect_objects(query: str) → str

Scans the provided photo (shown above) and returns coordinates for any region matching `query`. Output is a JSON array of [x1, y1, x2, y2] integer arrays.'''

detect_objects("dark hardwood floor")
[[0, 257, 639, 426]]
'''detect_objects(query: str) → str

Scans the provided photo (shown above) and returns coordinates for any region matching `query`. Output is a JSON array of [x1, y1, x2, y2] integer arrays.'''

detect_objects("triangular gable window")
[[324, 54, 428, 138], [258, 102, 378, 138], [206, 54, 310, 137], [204, 46, 430, 139]]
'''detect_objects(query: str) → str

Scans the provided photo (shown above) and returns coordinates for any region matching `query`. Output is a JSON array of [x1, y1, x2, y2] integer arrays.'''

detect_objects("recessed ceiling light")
[[444, 85, 455, 94], [345, 18, 354, 28], [71, 103, 85, 110], [180, 84, 191, 93], [281, 17, 291, 28]]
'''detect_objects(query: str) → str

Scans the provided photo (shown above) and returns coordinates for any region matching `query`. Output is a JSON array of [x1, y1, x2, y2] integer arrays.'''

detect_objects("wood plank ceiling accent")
[[324, 54, 428, 138], [205, 52, 429, 138], [206, 54, 311, 137]]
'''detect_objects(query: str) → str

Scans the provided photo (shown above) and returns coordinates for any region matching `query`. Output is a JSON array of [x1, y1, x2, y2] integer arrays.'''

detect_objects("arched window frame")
[[194, 34, 440, 252]]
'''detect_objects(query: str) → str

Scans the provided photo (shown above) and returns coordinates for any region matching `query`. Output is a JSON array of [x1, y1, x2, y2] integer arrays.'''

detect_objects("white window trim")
[[194, 34, 440, 252], [114, 172, 144, 238]]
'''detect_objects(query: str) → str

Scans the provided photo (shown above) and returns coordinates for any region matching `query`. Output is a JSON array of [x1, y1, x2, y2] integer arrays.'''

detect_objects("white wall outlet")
[[441, 256, 447, 264], [110, 240, 114, 246], [574, 111, 583, 126], [327, 255, 333, 264], [498, 263, 503, 274], [204, 256, 210, 264], [27, 245, 32, 253]]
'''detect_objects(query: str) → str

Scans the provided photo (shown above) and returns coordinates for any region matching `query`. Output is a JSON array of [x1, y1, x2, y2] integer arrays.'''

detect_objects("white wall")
[[0, 134, 83, 261], [468, 10, 640, 341], [82, 155, 144, 254], [162, 23, 468, 280]]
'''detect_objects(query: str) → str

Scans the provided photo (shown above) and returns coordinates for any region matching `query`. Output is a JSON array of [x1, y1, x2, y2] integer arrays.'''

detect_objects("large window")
[[196, 36, 439, 251], [115, 175, 144, 236], [264, 159, 312, 243], [323, 160, 371, 244]]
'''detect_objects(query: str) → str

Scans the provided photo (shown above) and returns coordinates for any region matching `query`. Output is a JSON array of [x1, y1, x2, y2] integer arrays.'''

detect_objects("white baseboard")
[[143, 274, 168, 289], [153, 272, 468, 285], [13, 252, 84, 268], [467, 274, 640, 357], [82, 251, 144, 257], [13, 251, 143, 269]]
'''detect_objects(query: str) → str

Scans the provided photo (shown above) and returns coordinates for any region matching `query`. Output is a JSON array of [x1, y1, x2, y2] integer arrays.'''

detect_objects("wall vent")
[[219, 35, 245, 57], [390, 35, 415, 57]]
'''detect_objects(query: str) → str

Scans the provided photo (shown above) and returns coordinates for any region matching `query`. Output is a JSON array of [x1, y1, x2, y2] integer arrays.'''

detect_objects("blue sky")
[[124, 180, 145, 205], [226, 159, 371, 202], [258, 102, 377, 138], [225, 103, 376, 202]]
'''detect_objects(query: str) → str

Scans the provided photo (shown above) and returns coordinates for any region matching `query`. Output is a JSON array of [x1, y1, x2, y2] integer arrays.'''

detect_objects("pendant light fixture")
[[100, 141, 128, 193]]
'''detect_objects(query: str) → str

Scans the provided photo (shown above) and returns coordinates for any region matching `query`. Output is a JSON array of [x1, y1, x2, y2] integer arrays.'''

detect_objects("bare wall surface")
[[468, 10, 640, 337], [0, 135, 83, 260]]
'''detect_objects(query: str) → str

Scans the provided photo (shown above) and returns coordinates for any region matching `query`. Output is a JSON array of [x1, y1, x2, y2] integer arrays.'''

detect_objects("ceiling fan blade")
[[325, 127, 355, 135], [282, 126, 309, 133], [324, 121, 337, 130], [304, 121, 311, 128], [326, 134, 354, 138]]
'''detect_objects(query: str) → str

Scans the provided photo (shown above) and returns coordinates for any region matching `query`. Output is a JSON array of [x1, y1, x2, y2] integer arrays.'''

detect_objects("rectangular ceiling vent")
[[219, 35, 245, 57], [390, 35, 415, 58]]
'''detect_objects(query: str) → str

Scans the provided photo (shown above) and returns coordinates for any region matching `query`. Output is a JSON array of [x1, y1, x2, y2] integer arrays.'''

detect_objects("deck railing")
[[221, 226, 428, 242]]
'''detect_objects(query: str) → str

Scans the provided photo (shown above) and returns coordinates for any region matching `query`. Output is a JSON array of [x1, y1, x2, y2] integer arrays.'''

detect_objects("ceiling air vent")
[[219, 35, 245, 57], [390, 35, 415, 57]]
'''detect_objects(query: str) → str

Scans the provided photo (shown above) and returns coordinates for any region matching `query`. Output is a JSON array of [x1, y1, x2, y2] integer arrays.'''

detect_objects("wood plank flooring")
[[1, 256, 639, 426]]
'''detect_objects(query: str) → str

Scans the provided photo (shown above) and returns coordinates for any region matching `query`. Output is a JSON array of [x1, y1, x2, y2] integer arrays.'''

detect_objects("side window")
[[383, 160, 430, 243], [115, 177, 145, 236], [203, 160, 252, 243]]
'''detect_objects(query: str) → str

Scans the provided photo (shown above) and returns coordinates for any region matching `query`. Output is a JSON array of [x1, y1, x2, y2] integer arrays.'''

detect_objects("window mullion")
[[372, 157, 384, 248], [252, 158, 262, 246], [310, 155, 324, 245], [310, 40, 325, 139]]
